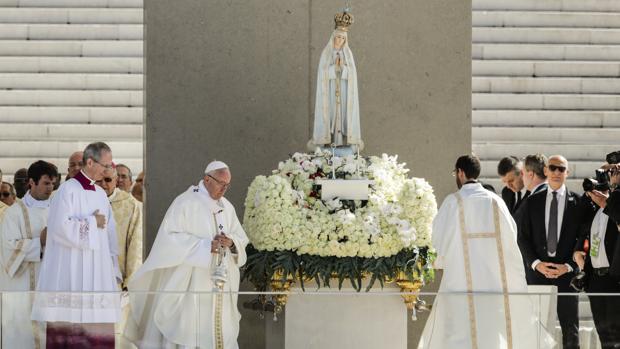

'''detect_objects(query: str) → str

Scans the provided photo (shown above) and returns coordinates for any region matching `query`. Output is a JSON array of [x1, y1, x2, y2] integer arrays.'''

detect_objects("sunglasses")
[[96, 178, 114, 184], [548, 165, 567, 173], [0, 192, 11, 198]]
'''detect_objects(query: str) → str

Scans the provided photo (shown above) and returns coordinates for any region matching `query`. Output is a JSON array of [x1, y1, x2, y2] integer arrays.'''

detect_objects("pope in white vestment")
[[126, 161, 249, 349], [418, 156, 553, 349]]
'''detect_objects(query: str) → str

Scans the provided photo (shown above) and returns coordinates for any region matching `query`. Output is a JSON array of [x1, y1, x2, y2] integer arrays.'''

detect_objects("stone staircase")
[[0, 0, 143, 182], [472, 0, 620, 193]]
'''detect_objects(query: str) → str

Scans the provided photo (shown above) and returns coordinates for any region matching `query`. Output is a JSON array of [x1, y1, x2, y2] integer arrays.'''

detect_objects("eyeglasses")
[[207, 174, 232, 189], [0, 192, 11, 198], [451, 169, 458, 177], [93, 159, 113, 170], [548, 165, 567, 173]]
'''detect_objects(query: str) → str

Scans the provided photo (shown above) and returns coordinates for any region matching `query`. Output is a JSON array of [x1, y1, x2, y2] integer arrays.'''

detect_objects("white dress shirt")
[[590, 208, 610, 269], [531, 184, 572, 272]]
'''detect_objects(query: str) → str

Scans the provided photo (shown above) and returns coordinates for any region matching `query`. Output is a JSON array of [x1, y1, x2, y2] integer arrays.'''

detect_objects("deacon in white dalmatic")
[[125, 161, 249, 349], [418, 155, 553, 349], [0, 161, 58, 349]]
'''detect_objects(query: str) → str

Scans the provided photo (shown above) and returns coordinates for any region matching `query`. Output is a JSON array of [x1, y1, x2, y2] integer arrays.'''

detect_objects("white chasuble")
[[0, 193, 49, 348], [31, 172, 121, 324], [125, 181, 249, 349], [418, 183, 554, 349]]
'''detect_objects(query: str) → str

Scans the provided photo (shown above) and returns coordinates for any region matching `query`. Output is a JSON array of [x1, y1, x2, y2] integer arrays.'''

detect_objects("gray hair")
[[206, 168, 230, 177], [83, 142, 111, 164], [115, 163, 132, 179], [523, 154, 547, 179]]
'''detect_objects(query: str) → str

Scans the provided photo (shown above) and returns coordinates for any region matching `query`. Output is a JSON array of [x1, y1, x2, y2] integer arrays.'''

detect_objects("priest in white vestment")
[[418, 155, 553, 349], [0, 161, 58, 349], [32, 142, 121, 349], [125, 161, 249, 349]]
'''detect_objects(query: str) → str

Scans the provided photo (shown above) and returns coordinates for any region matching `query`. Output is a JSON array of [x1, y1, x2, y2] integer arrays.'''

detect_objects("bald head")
[[544, 155, 569, 190], [67, 151, 84, 179]]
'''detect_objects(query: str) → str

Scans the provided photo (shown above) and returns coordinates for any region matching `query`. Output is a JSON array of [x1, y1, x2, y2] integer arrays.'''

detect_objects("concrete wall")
[[145, 0, 470, 347]]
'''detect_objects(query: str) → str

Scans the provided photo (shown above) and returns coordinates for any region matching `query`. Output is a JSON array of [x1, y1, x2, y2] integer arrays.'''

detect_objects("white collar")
[[198, 180, 225, 213], [80, 170, 96, 185], [547, 184, 566, 197], [22, 191, 49, 208]]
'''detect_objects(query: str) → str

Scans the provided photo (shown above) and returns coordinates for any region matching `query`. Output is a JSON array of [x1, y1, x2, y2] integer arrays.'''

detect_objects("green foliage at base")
[[242, 245, 435, 292]]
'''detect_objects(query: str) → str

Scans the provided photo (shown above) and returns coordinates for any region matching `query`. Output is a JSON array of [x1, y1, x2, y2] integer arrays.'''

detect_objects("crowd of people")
[[421, 153, 620, 349], [2, 142, 620, 349], [0, 142, 246, 349]]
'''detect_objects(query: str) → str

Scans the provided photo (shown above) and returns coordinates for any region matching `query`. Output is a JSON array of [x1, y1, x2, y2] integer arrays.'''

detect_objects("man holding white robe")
[[0, 161, 58, 349], [126, 161, 249, 349], [418, 154, 553, 349], [32, 142, 121, 349]]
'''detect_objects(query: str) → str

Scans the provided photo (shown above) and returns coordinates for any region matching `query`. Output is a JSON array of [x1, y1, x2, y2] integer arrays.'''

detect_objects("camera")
[[606, 150, 620, 165], [582, 169, 611, 192], [570, 271, 587, 292]]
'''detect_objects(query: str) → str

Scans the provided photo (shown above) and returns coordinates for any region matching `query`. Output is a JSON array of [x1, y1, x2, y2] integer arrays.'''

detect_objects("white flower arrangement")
[[243, 150, 437, 258]]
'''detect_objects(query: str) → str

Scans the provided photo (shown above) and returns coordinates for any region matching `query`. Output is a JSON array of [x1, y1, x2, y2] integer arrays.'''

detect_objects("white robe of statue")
[[311, 29, 362, 149], [418, 183, 554, 349], [125, 180, 249, 349], [0, 193, 49, 349], [31, 174, 121, 324]]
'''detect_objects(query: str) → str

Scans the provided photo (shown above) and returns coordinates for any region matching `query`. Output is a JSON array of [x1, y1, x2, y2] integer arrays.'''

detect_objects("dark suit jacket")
[[501, 186, 520, 214], [517, 188, 584, 282]]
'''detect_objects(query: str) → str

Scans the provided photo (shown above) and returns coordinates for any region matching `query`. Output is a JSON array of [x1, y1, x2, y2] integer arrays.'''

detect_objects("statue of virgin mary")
[[308, 11, 363, 154]]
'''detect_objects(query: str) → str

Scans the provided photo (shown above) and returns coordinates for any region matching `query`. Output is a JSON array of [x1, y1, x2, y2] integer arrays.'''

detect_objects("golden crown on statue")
[[334, 11, 354, 31]]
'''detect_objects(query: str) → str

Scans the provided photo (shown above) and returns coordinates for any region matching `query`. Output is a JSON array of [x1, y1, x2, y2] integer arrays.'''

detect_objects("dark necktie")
[[547, 191, 558, 255], [523, 190, 531, 201], [515, 191, 522, 210]]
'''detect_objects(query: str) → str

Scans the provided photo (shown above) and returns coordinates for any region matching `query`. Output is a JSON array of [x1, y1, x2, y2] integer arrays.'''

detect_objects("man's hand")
[[551, 263, 570, 278], [40, 227, 47, 247], [587, 190, 609, 208], [573, 251, 586, 271], [211, 239, 221, 253], [536, 262, 561, 278], [93, 209, 106, 229], [215, 234, 234, 249]]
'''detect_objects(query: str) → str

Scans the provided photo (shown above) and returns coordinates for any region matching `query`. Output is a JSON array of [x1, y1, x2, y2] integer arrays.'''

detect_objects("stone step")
[[0, 24, 142, 40], [473, 93, 620, 110], [473, 143, 618, 162], [480, 160, 604, 179], [473, 44, 620, 61], [473, 0, 620, 12], [0, 140, 141, 158], [0, 73, 142, 90], [0, 89, 142, 106], [0, 157, 143, 178], [473, 126, 620, 144], [473, 110, 620, 127], [473, 60, 620, 77], [0, 57, 142, 73], [473, 77, 620, 94], [0, 123, 142, 141], [473, 11, 620, 28], [0, 106, 142, 123], [0, 40, 142, 57], [473, 27, 620, 45], [0, 0, 143, 8], [0, 8, 142, 24]]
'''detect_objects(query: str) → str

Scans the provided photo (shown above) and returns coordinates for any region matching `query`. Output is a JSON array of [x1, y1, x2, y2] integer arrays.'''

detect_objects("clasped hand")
[[536, 262, 569, 279], [211, 234, 234, 253]]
